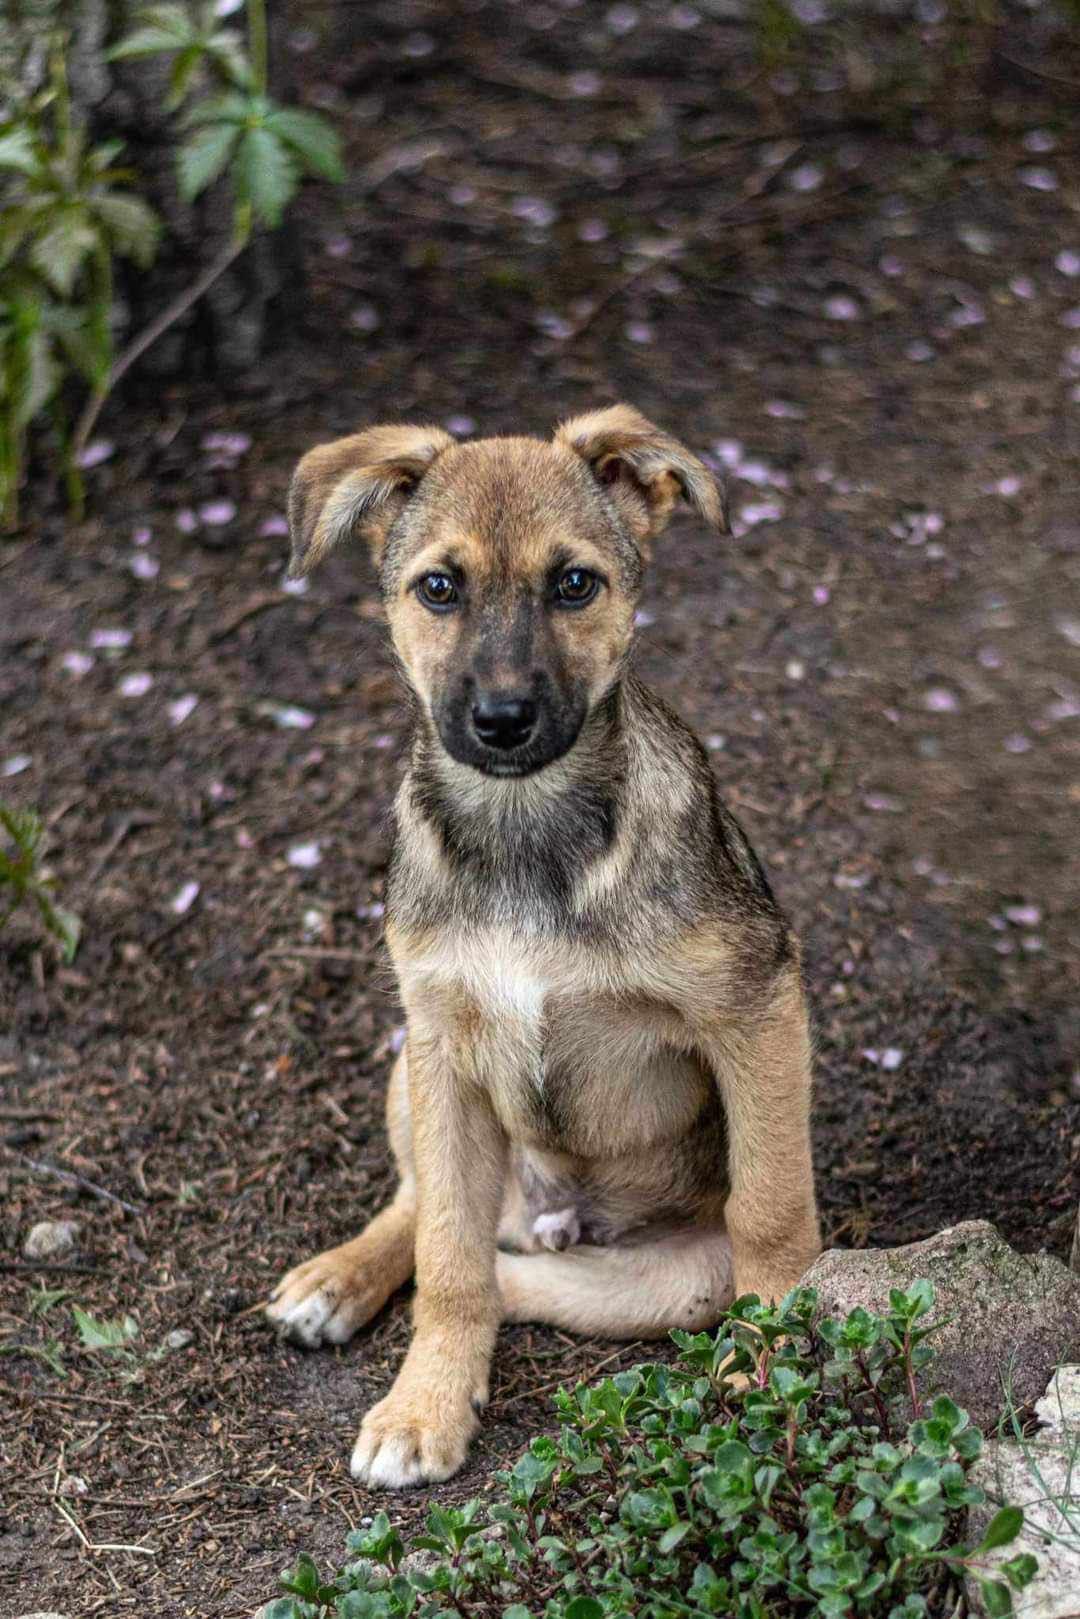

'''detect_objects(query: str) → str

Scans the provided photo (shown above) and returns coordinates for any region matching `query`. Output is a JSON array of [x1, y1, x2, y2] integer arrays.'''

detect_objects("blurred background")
[[1, 2, 1079, 1613]]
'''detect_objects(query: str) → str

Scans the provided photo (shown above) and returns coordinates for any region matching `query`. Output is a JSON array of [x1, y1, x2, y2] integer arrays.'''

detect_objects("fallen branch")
[[72, 232, 247, 464], [8, 1149, 142, 1216]]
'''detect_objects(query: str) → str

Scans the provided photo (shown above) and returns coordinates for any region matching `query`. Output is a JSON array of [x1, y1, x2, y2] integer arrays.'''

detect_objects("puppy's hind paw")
[[532, 1206, 580, 1252]]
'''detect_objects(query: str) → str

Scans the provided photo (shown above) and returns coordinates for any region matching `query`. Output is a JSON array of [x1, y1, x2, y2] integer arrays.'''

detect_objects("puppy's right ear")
[[287, 424, 454, 578]]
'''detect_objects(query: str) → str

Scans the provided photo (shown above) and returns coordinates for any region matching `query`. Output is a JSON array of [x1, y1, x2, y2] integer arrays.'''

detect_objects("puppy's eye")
[[555, 567, 599, 607], [417, 572, 458, 610]]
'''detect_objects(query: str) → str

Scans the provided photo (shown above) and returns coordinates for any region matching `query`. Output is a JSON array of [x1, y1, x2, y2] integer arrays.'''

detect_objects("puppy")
[[266, 405, 821, 1487]]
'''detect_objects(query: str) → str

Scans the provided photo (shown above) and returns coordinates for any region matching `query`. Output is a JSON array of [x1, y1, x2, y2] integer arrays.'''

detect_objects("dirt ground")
[[2, 4, 1079, 1615]]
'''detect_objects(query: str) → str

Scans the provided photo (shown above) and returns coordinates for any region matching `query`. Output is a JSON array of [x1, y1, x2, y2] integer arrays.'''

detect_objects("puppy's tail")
[[496, 1226, 732, 1339]]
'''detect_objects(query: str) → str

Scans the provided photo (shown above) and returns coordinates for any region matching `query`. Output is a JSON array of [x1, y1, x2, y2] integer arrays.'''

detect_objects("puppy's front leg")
[[698, 966, 821, 1305], [351, 1025, 507, 1488]]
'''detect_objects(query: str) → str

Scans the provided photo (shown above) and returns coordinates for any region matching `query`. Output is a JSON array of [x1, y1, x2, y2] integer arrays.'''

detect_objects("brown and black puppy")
[[266, 405, 821, 1488]]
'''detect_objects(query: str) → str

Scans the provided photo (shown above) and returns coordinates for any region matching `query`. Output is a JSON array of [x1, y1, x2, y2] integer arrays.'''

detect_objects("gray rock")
[[23, 1220, 80, 1261], [16, 1612, 71, 1618], [165, 1328, 194, 1351], [802, 1220, 1080, 1428], [966, 1366, 1080, 1619]]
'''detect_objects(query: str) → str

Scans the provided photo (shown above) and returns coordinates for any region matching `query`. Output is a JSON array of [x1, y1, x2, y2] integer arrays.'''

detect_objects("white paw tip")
[[266, 1286, 336, 1347], [351, 1434, 423, 1488]]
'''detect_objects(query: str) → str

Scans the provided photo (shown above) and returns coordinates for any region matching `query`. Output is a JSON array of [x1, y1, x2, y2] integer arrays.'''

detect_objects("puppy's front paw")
[[350, 1388, 478, 1488], [266, 1249, 383, 1348]]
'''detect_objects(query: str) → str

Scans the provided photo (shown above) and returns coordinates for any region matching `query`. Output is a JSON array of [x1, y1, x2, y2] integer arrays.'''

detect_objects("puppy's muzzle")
[[471, 693, 538, 752]]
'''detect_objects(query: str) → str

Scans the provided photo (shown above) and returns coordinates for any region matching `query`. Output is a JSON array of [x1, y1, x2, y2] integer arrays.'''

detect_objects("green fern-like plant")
[[0, 800, 81, 961], [0, 49, 160, 525]]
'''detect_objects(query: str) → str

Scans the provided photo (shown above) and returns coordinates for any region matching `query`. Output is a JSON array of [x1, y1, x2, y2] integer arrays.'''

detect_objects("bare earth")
[[1, 6, 1078, 1615]]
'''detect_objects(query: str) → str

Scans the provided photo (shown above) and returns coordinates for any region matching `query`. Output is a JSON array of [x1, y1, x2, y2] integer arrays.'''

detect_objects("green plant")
[[0, 0, 342, 526], [0, 800, 81, 960], [259, 1284, 1037, 1619], [0, 49, 159, 523]]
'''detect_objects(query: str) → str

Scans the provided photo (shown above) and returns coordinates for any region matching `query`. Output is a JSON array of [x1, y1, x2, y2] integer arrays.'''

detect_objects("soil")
[[2, 4, 1079, 1616]]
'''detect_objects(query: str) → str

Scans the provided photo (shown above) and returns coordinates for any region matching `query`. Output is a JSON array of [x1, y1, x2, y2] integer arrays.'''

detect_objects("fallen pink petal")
[[287, 841, 322, 869], [198, 500, 236, 526], [76, 439, 115, 469], [119, 672, 153, 698], [171, 881, 201, 915], [168, 695, 199, 727]]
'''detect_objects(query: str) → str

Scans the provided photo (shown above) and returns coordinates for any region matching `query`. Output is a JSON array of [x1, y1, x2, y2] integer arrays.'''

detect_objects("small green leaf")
[[564, 1600, 603, 1619], [107, 25, 192, 62], [30, 215, 97, 298], [0, 127, 38, 175], [177, 123, 239, 201], [1001, 1552, 1038, 1589], [71, 1304, 138, 1352], [978, 1577, 1015, 1618], [977, 1506, 1024, 1553], [90, 194, 161, 266], [263, 105, 345, 182], [234, 126, 297, 228]]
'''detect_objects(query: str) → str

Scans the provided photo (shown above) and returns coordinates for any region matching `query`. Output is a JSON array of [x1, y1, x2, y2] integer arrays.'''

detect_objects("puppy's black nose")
[[471, 695, 537, 750]]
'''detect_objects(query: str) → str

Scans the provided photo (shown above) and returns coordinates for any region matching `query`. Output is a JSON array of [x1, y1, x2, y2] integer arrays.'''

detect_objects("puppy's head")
[[288, 404, 726, 778]]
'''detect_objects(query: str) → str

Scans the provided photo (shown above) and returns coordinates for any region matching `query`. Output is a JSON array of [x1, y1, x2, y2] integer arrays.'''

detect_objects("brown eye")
[[555, 568, 599, 607], [417, 572, 458, 610]]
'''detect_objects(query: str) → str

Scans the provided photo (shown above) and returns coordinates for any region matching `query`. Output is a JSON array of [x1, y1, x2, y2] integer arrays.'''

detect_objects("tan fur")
[[266, 406, 820, 1488]]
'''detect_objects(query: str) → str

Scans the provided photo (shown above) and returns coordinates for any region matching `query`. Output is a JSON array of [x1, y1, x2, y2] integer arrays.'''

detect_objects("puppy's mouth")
[[446, 732, 578, 779]]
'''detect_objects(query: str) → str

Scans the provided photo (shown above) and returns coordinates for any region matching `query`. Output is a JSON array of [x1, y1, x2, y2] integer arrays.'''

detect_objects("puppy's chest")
[[407, 930, 704, 1152]]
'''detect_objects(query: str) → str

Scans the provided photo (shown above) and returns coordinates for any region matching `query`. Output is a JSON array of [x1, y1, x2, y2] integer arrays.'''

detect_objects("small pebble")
[[62, 651, 94, 677], [1004, 903, 1042, 927], [2, 754, 31, 776], [166, 1328, 194, 1351], [259, 514, 290, 538], [24, 1220, 80, 1260], [924, 687, 958, 713]]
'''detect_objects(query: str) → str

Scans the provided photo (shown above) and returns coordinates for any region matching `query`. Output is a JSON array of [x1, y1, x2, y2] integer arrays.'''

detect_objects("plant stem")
[[71, 230, 247, 463], [247, 0, 269, 95]]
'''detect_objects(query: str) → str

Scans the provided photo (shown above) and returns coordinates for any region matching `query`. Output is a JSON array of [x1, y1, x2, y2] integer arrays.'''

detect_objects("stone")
[[165, 1328, 194, 1351], [22, 1220, 80, 1261], [966, 1366, 1080, 1619], [802, 1220, 1080, 1428]]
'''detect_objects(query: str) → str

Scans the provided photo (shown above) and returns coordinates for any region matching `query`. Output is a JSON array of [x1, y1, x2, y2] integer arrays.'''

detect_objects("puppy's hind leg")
[[497, 1225, 733, 1340], [267, 1051, 416, 1347]]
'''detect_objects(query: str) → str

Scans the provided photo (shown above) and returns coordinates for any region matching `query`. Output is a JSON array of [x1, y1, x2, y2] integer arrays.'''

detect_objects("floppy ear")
[[554, 403, 728, 544], [287, 423, 454, 577]]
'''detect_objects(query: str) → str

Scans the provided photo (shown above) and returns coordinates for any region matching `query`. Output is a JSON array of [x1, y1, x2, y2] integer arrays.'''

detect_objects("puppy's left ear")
[[554, 403, 728, 544]]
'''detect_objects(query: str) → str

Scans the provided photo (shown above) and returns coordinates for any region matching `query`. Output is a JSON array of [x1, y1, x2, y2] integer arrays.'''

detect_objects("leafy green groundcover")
[[263, 1284, 1035, 1619]]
